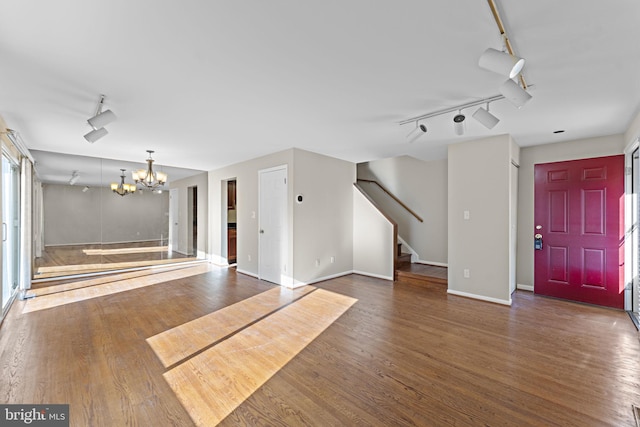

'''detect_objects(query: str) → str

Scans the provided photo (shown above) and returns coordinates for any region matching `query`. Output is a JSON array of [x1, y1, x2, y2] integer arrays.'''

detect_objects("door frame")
[[168, 188, 179, 253], [625, 137, 640, 319], [1, 150, 20, 318]]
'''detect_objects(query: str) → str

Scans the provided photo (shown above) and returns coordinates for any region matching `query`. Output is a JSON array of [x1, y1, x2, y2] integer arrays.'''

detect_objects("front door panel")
[[534, 155, 624, 309]]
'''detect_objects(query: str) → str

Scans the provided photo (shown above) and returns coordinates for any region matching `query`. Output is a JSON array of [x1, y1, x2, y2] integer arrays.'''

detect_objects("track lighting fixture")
[[84, 94, 116, 143], [478, 48, 525, 79], [499, 78, 532, 108], [406, 121, 427, 143], [472, 103, 500, 129], [453, 111, 466, 136], [397, 0, 529, 137], [69, 171, 80, 186], [84, 127, 109, 143]]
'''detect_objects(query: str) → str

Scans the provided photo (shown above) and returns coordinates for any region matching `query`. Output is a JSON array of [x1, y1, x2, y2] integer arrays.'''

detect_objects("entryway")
[[534, 155, 625, 309]]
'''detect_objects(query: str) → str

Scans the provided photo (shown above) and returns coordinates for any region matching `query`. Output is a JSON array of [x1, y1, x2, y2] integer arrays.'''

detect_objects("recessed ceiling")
[[0, 0, 638, 176]]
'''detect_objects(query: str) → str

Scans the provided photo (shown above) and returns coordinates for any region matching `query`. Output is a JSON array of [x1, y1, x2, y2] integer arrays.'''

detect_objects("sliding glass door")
[[2, 153, 20, 315]]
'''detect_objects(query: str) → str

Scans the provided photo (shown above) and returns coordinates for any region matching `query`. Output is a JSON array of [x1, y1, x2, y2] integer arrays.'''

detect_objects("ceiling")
[[0, 0, 639, 180]]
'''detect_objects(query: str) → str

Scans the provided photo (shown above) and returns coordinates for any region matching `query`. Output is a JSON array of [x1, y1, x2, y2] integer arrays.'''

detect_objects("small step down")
[[395, 263, 447, 290], [396, 253, 412, 269]]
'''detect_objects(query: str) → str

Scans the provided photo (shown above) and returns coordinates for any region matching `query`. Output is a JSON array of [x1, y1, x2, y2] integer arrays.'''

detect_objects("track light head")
[[479, 48, 525, 79], [87, 109, 116, 129], [499, 79, 532, 108], [453, 112, 466, 136], [84, 127, 108, 143], [472, 104, 500, 129], [419, 124, 427, 133], [69, 171, 80, 186]]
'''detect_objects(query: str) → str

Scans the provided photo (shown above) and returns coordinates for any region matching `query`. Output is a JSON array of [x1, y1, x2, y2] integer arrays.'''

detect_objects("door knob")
[[259, 229, 264, 234]]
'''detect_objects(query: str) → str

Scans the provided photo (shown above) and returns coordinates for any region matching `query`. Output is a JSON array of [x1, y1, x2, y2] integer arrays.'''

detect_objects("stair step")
[[395, 264, 448, 291], [396, 253, 412, 269]]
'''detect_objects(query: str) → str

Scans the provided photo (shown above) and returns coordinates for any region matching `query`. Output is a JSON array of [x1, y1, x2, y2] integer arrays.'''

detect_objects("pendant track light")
[[84, 94, 116, 143], [84, 127, 108, 143], [407, 121, 427, 143], [88, 109, 116, 129], [499, 78, 532, 108], [453, 111, 466, 136], [478, 48, 525, 79], [472, 103, 500, 129]]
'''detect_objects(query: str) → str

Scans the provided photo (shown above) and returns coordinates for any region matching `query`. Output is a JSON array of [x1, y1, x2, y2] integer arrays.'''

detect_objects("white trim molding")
[[447, 289, 512, 306]]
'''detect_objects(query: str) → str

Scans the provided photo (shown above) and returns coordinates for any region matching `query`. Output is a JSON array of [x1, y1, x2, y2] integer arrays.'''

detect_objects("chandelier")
[[132, 150, 167, 189], [111, 169, 136, 197]]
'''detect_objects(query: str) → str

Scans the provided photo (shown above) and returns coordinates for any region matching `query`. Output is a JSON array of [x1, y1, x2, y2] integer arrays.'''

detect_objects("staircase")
[[395, 244, 447, 290]]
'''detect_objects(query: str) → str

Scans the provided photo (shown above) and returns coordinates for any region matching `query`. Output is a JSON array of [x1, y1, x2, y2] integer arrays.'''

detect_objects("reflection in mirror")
[[31, 150, 207, 281]]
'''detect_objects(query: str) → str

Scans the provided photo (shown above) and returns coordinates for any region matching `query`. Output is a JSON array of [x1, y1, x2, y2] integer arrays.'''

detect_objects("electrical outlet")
[[248, 254, 251, 262], [330, 256, 335, 263], [463, 210, 470, 220], [463, 268, 470, 278], [315, 259, 320, 267]]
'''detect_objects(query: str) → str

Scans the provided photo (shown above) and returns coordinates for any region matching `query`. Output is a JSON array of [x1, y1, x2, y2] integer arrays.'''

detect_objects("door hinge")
[[626, 166, 633, 176], [284, 177, 287, 184]]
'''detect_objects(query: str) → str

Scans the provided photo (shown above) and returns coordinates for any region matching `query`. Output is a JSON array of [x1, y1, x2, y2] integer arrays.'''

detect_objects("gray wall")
[[448, 134, 517, 305], [208, 148, 355, 286], [357, 156, 447, 265], [43, 183, 169, 245], [353, 187, 394, 279], [292, 149, 355, 284]]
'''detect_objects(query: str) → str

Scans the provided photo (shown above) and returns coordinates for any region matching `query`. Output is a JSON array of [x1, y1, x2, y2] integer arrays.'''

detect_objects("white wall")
[[516, 134, 626, 289], [170, 172, 208, 257], [357, 156, 447, 265], [43, 184, 169, 245], [448, 134, 515, 305], [353, 187, 394, 280], [209, 148, 356, 286]]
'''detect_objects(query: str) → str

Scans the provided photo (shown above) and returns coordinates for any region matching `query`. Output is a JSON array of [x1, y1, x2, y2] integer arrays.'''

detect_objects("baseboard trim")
[[517, 284, 534, 292], [352, 270, 394, 281], [416, 260, 448, 268], [291, 271, 355, 288], [447, 289, 512, 306], [236, 269, 258, 278]]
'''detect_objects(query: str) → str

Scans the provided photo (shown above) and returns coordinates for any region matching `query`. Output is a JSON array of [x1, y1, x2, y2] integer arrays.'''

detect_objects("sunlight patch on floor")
[[83, 245, 169, 255], [147, 286, 315, 368], [22, 263, 213, 313], [162, 288, 357, 427]]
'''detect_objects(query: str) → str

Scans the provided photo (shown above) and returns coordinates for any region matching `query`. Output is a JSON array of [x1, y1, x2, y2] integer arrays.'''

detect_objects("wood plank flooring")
[[1, 268, 639, 426], [34, 241, 195, 279]]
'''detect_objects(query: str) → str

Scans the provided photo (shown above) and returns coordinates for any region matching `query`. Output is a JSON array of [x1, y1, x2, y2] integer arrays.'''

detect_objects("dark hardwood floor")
[[33, 241, 196, 280], [1, 267, 639, 426]]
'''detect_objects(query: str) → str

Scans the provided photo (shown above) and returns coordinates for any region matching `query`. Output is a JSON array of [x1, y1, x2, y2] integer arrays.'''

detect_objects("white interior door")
[[259, 166, 287, 285]]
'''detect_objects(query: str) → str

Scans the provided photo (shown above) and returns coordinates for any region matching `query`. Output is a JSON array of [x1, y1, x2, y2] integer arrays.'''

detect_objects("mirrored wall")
[[31, 150, 207, 281]]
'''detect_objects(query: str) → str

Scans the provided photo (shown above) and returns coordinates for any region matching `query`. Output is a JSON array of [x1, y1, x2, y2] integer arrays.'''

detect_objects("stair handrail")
[[356, 179, 424, 223]]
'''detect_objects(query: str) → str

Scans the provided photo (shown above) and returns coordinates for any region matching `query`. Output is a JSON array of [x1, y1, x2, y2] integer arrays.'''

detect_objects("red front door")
[[534, 155, 624, 309]]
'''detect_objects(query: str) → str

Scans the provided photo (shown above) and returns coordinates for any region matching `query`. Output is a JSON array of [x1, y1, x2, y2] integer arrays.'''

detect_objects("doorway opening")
[[188, 186, 198, 257], [227, 179, 236, 264]]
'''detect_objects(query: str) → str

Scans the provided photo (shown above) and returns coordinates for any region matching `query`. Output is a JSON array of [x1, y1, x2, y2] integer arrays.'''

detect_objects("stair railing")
[[356, 179, 424, 223]]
